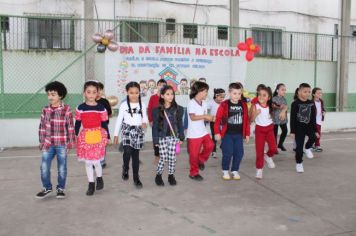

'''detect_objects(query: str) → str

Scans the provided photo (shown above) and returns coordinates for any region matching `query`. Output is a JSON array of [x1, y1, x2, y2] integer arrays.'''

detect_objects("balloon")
[[101, 38, 109, 46], [246, 51, 254, 61], [246, 37, 254, 45], [107, 95, 119, 107], [107, 41, 119, 52], [92, 33, 103, 43], [97, 43, 106, 53], [104, 30, 114, 40], [237, 42, 248, 51]]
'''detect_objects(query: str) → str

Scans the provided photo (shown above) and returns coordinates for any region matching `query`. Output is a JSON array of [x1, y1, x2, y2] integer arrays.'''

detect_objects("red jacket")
[[214, 100, 250, 138], [147, 94, 159, 123]]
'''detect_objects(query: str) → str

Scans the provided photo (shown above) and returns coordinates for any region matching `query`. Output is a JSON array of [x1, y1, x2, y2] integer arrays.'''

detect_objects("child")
[[36, 81, 76, 199], [75, 81, 109, 196], [272, 83, 288, 152], [214, 83, 250, 180], [290, 83, 318, 173], [251, 85, 277, 179], [312, 87, 325, 152], [114, 82, 148, 188], [152, 85, 184, 186], [147, 79, 167, 164], [292, 88, 299, 152], [207, 88, 225, 158], [96, 82, 112, 168], [187, 81, 214, 181]]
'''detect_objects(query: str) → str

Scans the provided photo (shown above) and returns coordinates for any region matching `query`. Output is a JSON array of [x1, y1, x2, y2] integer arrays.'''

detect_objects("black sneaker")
[[155, 174, 164, 186], [278, 145, 287, 151], [101, 163, 107, 168], [134, 176, 143, 189], [168, 174, 177, 186], [36, 188, 52, 199], [189, 174, 204, 181], [96, 177, 104, 190], [86, 182, 95, 196], [122, 168, 129, 181], [56, 189, 66, 199], [199, 163, 205, 171]]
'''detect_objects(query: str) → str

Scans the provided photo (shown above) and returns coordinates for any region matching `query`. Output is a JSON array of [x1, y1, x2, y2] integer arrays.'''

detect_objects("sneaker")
[[305, 148, 314, 159], [278, 145, 287, 151], [168, 174, 177, 186], [96, 177, 104, 190], [296, 163, 304, 173], [231, 171, 241, 180], [101, 163, 107, 168], [264, 155, 276, 168], [255, 169, 263, 179], [134, 176, 143, 189], [56, 189, 65, 199], [122, 167, 129, 181], [211, 152, 217, 158], [189, 174, 204, 181], [155, 174, 164, 186], [222, 171, 231, 180], [199, 163, 205, 171], [36, 188, 52, 199], [86, 182, 95, 196], [315, 146, 323, 152]]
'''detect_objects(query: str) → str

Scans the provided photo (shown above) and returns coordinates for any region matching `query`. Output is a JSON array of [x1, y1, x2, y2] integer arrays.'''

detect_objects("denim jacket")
[[152, 105, 185, 145]]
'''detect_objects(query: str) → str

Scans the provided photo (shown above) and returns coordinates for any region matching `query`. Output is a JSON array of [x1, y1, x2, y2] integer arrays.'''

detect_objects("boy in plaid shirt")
[[36, 81, 76, 199]]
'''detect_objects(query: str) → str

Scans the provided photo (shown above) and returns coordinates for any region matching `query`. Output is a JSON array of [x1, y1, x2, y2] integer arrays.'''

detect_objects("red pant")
[[315, 124, 321, 147], [255, 124, 277, 169], [188, 134, 214, 176]]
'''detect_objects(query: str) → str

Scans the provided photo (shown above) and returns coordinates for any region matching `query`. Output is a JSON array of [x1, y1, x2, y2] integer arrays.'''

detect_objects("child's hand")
[[149, 122, 153, 127], [179, 141, 183, 145], [205, 115, 214, 122], [279, 113, 286, 121], [142, 123, 147, 129], [215, 134, 221, 141], [315, 132, 320, 138], [113, 136, 119, 145], [155, 144, 159, 147], [322, 111, 326, 116], [256, 109, 261, 115], [290, 133, 295, 139], [245, 136, 250, 144]]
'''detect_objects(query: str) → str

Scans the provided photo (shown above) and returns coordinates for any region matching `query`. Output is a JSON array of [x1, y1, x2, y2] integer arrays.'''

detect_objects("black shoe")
[[101, 163, 107, 168], [199, 163, 205, 171], [96, 177, 104, 190], [134, 176, 143, 189], [86, 182, 95, 196], [168, 174, 177, 186], [122, 168, 129, 181], [56, 189, 66, 199], [189, 174, 204, 181], [155, 174, 164, 186], [278, 145, 287, 151], [36, 188, 52, 199]]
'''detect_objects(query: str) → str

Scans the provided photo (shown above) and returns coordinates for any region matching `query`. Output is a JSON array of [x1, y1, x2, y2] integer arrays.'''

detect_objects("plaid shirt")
[[39, 103, 76, 150]]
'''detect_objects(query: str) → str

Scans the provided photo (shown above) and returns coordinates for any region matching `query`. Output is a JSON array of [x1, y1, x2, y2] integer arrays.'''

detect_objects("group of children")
[[36, 79, 325, 199]]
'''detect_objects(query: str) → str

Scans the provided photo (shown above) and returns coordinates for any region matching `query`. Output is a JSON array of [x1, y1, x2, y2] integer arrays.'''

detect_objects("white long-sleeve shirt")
[[114, 101, 148, 136]]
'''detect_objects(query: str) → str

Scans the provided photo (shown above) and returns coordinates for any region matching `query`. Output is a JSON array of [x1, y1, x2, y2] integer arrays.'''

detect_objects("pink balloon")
[[237, 43, 248, 51], [107, 41, 119, 52], [104, 30, 114, 40], [246, 51, 254, 61], [92, 33, 103, 43]]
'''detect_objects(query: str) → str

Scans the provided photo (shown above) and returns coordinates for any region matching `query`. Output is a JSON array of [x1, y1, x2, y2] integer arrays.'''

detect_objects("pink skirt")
[[77, 127, 108, 164]]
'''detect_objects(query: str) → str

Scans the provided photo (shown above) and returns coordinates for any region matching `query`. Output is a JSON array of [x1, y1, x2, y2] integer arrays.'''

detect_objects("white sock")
[[85, 163, 94, 182], [93, 162, 102, 178]]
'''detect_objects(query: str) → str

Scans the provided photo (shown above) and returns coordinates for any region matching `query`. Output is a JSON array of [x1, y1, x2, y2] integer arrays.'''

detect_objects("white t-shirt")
[[207, 99, 220, 117], [255, 103, 273, 127], [315, 100, 323, 125], [114, 101, 148, 136], [187, 99, 208, 138]]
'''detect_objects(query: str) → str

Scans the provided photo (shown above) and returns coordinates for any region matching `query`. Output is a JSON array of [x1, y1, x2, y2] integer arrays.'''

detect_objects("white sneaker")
[[231, 171, 241, 180], [255, 169, 263, 179], [305, 148, 314, 159], [222, 170, 231, 180], [264, 154, 276, 168], [296, 163, 304, 173], [211, 152, 217, 158]]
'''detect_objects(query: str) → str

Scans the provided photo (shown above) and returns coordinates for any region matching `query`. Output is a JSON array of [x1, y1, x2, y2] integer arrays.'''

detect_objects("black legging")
[[274, 123, 288, 147], [123, 146, 140, 177], [210, 122, 217, 153]]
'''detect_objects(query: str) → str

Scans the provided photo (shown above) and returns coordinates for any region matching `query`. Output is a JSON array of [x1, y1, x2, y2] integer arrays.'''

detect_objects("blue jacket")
[[152, 105, 185, 145]]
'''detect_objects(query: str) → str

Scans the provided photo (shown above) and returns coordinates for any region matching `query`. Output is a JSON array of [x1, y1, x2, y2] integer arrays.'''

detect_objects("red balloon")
[[246, 51, 254, 61], [237, 43, 248, 51], [254, 45, 261, 53], [246, 38, 254, 45]]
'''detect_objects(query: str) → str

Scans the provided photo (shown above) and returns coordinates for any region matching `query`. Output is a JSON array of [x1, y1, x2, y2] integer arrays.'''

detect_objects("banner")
[[105, 43, 248, 107]]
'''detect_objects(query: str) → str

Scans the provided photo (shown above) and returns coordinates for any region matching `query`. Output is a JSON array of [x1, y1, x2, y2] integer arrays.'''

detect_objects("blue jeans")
[[40, 146, 67, 190], [221, 133, 244, 172]]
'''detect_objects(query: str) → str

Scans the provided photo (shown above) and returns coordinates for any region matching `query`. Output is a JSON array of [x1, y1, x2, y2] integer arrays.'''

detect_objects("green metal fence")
[[0, 15, 355, 118]]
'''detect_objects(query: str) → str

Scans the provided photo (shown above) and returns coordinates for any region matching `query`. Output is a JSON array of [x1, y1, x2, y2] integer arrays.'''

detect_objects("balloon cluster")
[[92, 30, 118, 53], [237, 38, 261, 62]]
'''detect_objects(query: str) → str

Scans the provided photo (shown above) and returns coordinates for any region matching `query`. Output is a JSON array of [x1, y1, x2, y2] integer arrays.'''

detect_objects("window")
[[166, 18, 176, 33], [252, 28, 282, 57], [183, 24, 197, 39], [0, 16, 9, 32], [120, 21, 159, 43], [218, 26, 228, 40], [28, 18, 74, 50]]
